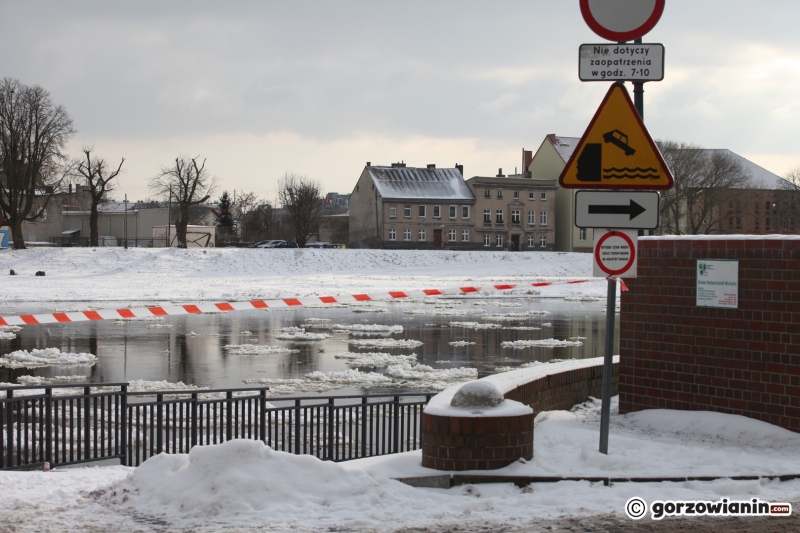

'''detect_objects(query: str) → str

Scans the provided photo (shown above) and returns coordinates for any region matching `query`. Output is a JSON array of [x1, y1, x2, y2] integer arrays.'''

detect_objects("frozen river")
[[0, 297, 617, 394]]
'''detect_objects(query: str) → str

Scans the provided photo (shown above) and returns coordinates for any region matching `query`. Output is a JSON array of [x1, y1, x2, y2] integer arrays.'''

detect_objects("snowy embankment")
[[0, 247, 598, 302], [1, 396, 799, 532]]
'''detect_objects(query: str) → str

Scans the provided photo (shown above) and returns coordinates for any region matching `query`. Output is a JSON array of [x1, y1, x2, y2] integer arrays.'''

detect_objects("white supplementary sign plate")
[[579, 43, 664, 81], [696, 259, 738, 308], [593, 229, 638, 278], [575, 190, 659, 229]]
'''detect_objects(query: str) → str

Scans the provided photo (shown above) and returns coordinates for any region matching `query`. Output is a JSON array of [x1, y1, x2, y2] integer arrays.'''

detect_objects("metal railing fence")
[[0, 383, 432, 470]]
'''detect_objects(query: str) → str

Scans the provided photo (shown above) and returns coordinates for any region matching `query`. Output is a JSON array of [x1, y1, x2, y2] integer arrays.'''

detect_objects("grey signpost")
[[578, 0, 667, 455]]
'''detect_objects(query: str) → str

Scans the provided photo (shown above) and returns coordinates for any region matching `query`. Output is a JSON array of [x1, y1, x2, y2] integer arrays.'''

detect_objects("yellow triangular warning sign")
[[559, 82, 673, 190]]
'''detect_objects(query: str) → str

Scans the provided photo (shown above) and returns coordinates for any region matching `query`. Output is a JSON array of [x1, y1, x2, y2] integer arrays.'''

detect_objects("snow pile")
[[334, 352, 418, 367], [501, 339, 583, 349], [103, 439, 425, 527], [450, 380, 505, 408], [448, 341, 475, 346], [349, 338, 423, 349], [449, 321, 501, 329], [0, 348, 97, 368], [224, 344, 298, 355]]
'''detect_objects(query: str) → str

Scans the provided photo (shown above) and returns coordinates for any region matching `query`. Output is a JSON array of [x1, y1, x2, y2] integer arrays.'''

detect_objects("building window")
[[766, 217, 771, 231], [736, 217, 741, 230], [389, 228, 396, 241], [462, 230, 469, 241], [419, 205, 426, 217], [496, 234, 503, 247], [540, 235, 547, 247], [433, 205, 441, 218], [497, 190, 503, 199], [579, 228, 586, 241], [483, 234, 490, 246], [462, 206, 470, 219], [496, 210, 504, 224], [527, 235, 535, 247], [419, 229, 426, 241], [511, 210, 521, 224], [404, 205, 411, 217], [448, 229, 456, 241], [541, 192, 547, 201], [540, 211, 547, 225], [528, 210, 535, 225], [404, 229, 411, 241], [484, 209, 491, 223], [449, 205, 456, 219], [389, 205, 396, 218], [529, 192, 535, 200], [513, 191, 519, 199], [484, 189, 491, 198]]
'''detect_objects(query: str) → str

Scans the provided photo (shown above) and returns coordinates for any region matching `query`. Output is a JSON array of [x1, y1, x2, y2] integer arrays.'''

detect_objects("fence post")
[[392, 396, 400, 454], [259, 389, 267, 444], [293, 399, 301, 455], [156, 393, 164, 454], [6, 390, 14, 468], [327, 398, 334, 461], [84, 387, 91, 462], [45, 387, 53, 467], [360, 396, 367, 458], [120, 385, 128, 466], [191, 392, 198, 448], [226, 391, 233, 442]]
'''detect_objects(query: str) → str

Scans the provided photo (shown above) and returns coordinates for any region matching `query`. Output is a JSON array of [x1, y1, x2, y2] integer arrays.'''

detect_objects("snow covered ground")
[[0, 248, 599, 303], [1, 248, 798, 531]]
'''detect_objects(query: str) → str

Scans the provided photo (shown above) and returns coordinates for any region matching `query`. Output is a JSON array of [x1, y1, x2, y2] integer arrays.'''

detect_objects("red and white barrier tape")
[[0, 279, 596, 327]]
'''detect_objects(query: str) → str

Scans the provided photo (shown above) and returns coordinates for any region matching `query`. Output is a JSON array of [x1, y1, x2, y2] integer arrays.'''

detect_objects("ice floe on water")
[[146, 323, 172, 329], [224, 344, 299, 355], [331, 324, 403, 334], [449, 321, 501, 329], [304, 317, 330, 323], [384, 363, 477, 382], [333, 352, 417, 367], [471, 300, 523, 308], [0, 348, 97, 368], [0, 331, 16, 340], [448, 341, 475, 346], [275, 328, 331, 341], [348, 338, 423, 349], [504, 326, 542, 331], [404, 308, 483, 316], [501, 339, 583, 349], [483, 310, 551, 321], [240, 330, 252, 336], [564, 296, 605, 302]]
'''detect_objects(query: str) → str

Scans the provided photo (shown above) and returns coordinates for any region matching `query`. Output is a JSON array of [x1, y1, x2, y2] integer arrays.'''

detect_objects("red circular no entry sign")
[[594, 230, 636, 276], [580, 0, 665, 42]]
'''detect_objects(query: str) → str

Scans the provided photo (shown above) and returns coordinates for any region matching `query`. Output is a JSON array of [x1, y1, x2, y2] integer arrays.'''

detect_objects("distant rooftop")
[[366, 164, 475, 202]]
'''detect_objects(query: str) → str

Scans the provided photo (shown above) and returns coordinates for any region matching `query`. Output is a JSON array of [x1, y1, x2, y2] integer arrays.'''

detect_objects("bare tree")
[[657, 141, 752, 235], [235, 191, 258, 243], [779, 165, 800, 192], [278, 173, 323, 247], [242, 200, 275, 242], [149, 155, 216, 248], [0, 78, 75, 249], [75, 148, 125, 246]]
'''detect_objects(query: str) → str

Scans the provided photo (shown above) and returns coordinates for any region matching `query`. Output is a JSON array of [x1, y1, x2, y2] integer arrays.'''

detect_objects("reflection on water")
[[0, 298, 618, 393]]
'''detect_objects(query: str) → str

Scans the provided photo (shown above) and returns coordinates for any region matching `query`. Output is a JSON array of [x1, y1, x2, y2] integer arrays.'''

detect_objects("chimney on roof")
[[497, 168, 504, 177], [427, 164, 436, 169], [547, 134, 557, 144], [523, 149, 533, 178], [366, 161, 371, 167], [455, 164, 463, 176], [391, 162, 406, 168]]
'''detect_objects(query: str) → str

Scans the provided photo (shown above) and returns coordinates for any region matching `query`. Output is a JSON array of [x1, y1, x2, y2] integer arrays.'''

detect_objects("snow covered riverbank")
[[0, 248, 599, 303]]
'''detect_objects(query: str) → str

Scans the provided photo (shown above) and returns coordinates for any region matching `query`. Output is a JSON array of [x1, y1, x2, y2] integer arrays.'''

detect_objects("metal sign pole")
[[599, 276, 617, 454]]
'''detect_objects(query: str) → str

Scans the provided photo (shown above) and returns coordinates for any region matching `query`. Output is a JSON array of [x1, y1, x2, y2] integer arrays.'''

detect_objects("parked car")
[[255, 240, 284, 248], [274, 241, 298, 248]]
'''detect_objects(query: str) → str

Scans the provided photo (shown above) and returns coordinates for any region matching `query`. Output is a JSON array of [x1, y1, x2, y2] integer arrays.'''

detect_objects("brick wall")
[[619, 236, 800, 432], [421, 360, 617, 471]]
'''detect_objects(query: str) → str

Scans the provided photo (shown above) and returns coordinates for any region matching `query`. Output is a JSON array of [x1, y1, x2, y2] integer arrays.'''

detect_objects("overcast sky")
[[2, 1, 799, 203]]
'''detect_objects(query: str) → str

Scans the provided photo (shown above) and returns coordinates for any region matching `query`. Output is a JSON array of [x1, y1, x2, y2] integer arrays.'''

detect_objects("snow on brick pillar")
[[421, 381, 534, 471], [619, 236, 800, 433]]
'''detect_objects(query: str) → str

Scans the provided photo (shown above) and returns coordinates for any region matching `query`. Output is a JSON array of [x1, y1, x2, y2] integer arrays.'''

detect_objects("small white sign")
[[593, 229, 638, 278], [579, 43, 664, 81], [696, 260, 738, 308]]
